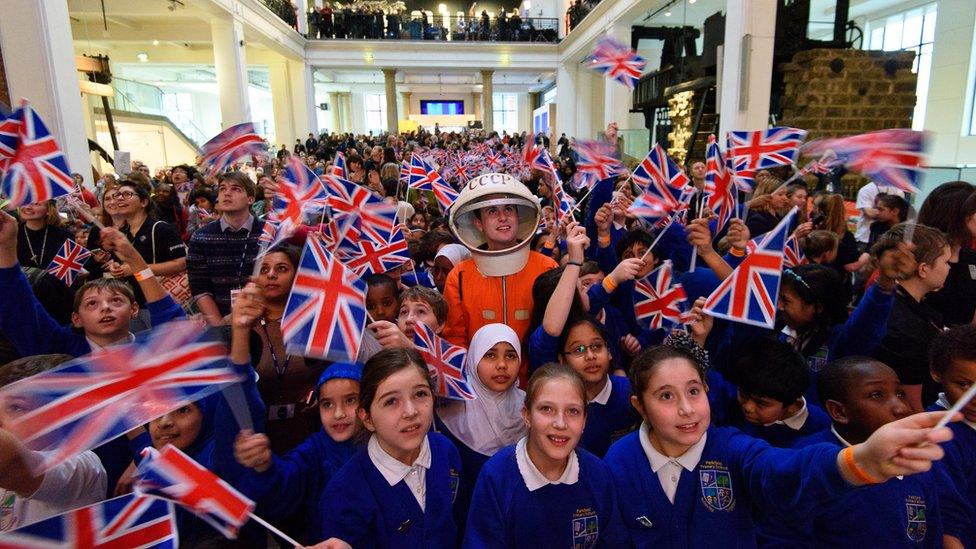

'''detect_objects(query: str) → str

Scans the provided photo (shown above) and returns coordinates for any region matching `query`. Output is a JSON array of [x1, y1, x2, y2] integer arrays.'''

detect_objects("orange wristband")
[[729, 247, 746, 257], [602, 276, 618, 293], [841, 446, 883, 485], [134, 267, 155, 282]]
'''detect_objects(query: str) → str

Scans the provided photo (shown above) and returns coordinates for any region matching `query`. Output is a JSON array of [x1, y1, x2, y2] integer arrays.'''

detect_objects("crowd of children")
[[0, 126, 974, 548]]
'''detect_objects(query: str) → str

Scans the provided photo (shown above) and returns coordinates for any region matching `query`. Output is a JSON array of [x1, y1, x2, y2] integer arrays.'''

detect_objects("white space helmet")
[[449, 172, 540, 276]]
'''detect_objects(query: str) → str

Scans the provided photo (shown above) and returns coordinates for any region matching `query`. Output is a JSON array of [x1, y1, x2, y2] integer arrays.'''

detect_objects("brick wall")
[[779, 48, 917, 140]]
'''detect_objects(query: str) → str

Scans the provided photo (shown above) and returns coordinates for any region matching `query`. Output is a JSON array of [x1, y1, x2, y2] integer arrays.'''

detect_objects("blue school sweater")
[[774, 429, 944, 547], [927, 402, 976, 547], [580, 375, 639, 457], [706, 370, 831, 448], [603, 426, 851, 548], [0, 264, 185, 357], [463, 444, 625, 548], [238, 430, 361, 543], [320, 432, 462, 548]]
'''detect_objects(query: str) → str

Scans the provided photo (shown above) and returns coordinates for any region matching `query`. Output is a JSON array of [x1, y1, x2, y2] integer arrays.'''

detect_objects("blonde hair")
[[819, 194, 848, 236], [524, 363, 587, 411]]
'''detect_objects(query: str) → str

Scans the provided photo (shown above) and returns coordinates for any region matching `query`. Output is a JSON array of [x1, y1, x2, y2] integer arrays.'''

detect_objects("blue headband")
[[317, 362, 364, 391]]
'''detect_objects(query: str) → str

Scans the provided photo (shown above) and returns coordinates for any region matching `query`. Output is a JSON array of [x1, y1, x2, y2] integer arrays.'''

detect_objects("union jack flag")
[[199, 123, 266, 176], [336, 225, 411, 277], [628, 194, 671, 227], [329, 151, 347, 179], [634, 260, 688, 331], [796, 152, 839, 177], [412, 322, 476, 400], [274, 155, 327, 227], [258, 216, 280, 245], [46, 238, 91, 286], [0, 320, 239, 473], [805, 129, 926, 193], [703, 136, 737, 234], [408, 153, 459, 211], [783, 234, 807, 268], [0, 110, 20, 171], [324, 175, 373, 216], [702, 207, 798, 329], [0, 101, 76, 208], [0, 494, 176, 549], [523, 142, 555, 173], [575, 139, 623, 181], [281, 236, 367, 362], [726, 127, 807, 193], [135, 445, 253, 540], [631, 144, 694, 216], [485, 150, 503, 170], [587, 35, 646, 89]]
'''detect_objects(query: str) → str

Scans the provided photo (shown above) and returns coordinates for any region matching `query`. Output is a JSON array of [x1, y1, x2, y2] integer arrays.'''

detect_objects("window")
[[864, 3, 937, 131], [364, 93, 387, 133], [493, 93, 519, 134], [542, 87, 557, 105]]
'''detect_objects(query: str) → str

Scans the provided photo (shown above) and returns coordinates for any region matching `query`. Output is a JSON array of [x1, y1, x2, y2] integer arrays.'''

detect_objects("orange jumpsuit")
[[442, 251, 558, 384]]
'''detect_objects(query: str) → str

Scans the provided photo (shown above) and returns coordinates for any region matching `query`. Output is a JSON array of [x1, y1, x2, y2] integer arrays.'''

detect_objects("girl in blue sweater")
[[435, 324, 527, 502], [314, 348, 462, 549], [464, 363, 624, 548], [604, 343, 956, 548], [233, 362, 365, 544]]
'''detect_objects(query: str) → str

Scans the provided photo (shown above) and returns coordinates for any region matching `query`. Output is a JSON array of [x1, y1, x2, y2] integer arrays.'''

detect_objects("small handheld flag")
[[199, 123, 266, 176], [703, 135, 736, 234], [634, 260, 689, 331], [412, 322, 476, 400], [46, 238, 91, 286], [0, 101, 76, 208], [587, 35, 646, 89], [804, 129, 926, 193], [726, 127, 807, 192]]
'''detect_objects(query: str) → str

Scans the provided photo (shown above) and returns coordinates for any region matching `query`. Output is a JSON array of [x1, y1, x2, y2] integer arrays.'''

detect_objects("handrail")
[[305, 13, 559, 43]]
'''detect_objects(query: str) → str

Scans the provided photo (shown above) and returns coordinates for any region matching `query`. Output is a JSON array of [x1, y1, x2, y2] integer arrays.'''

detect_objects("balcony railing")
[[306, 13, 559, 43], [260, 0, 298, 30], [632, 66, 678, 110]]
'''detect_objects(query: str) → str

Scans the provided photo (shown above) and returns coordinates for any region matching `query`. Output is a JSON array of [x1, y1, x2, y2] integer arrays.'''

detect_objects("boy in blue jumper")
[[781, 356, 944, 547], [708, 337, 830, 447], [0, 212, 184, 359], [234, 362, 365, 544], [926, 326, 976, 549]]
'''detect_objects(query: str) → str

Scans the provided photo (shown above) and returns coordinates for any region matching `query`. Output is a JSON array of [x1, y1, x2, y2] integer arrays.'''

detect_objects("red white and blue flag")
[[412, 322, 476, 401], [0, 101, 76, 208], [634, 260, 688, 331], [281, 236, 367, 362], [0, 493, 176, 548], [805, 129, 926, 193], [796, 152, 840, 177], [336, 225, 411, 277], [135, 445, 253, 540], [46, 238, 91, 287], [587, 35, 646, 90], [703, 136, 737, 234], [409, 153, 459, 211], [0, 320, 239, 473], [523, 142, 555, 173], [631, 144, 694, 217], [324, 175, 374, 216], [199, 123, 266, 176], [575, 139, 623, 182], [274, 155, 327, 228], [702, 207, 798, 329], [726, 127, 807, 192], [783, 234, 807, 269], [329, 151, 347, 179]]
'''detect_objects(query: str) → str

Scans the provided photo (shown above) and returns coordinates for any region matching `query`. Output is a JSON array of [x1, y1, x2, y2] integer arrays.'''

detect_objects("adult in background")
[[854, 181, 905, 254], [916, 181, 976, 326], [15, 201, 73, 270]]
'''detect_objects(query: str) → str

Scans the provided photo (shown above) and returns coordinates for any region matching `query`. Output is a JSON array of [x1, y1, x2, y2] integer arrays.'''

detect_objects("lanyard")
[[260, 318, 292, 378]]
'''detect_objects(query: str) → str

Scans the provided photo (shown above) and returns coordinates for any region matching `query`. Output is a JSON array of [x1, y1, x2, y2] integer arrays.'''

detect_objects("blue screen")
[[421, 100, 464, 115]]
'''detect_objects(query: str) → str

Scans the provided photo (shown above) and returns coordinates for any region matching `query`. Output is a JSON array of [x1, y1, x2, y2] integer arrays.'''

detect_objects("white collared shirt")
[[936, 393, 976, 431], [638, 422, 707, 503], [85, 332, 136, 353], [514, 436, 580, 492], [367, 435, 432, 511], [764, 398, 810, 430], [590, 376, 612, 405]]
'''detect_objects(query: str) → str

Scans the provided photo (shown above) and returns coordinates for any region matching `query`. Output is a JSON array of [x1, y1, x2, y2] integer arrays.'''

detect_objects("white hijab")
[[434, 243, 471, 266], [438, 324, 527, 456]]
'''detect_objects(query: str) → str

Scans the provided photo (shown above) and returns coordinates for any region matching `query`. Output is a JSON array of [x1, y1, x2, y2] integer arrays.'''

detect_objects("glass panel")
[[902, 13, 923, 49], [870, 26, 885, 49], [922, 9, 937, 43], [883, 19, 903, 51]]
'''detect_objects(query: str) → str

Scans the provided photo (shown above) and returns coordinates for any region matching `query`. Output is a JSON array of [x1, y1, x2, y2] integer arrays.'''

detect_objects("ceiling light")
[[136, 52, 149, 62], [664, 10, 671, 16], [688, 0, 696, 3], [152, 39, 160, 46]]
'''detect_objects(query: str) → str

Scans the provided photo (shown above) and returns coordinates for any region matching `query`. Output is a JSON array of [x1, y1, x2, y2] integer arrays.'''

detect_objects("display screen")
[[420, 100, 465, 115]]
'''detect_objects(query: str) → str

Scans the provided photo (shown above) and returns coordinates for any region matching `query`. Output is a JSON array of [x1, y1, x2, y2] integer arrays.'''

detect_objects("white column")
[[718, 0, 777, 139], [518, 93, 533, 134], [0, 0, 90, 184], [269, 60, 295, 146], [401, 91, 412, 117], [211, 16, 251, 128], [292, 61, 317, 136], [296, 0, 310, 35], [473, 92, 483, 121], [555, 61, 577, 139], [575, 66, 593, 140], [481, 70, 494, 133], [604, 24, 632, 130], [328, 91, 340, 132], [341, 92, 352, 133], [383, 69, 398, 133]]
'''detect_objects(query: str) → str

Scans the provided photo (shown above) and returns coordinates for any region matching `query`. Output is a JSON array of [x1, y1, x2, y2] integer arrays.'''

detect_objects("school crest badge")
[[905, 496, 927, 542], [571, 507, 599, 549], [700, 462, 734, 511]]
